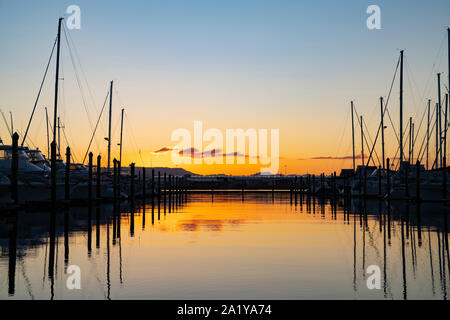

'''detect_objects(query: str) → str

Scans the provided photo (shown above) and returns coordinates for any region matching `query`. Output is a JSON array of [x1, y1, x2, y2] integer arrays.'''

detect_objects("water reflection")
[[0, 192, 449, 299]]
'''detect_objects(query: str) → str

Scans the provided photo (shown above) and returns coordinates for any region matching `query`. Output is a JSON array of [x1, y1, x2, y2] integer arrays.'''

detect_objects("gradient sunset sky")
[[1, 0, 449, 175]]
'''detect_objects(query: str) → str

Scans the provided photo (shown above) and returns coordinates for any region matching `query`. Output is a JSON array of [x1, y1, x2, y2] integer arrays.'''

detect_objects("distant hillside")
[[124, 167, 198, 176]]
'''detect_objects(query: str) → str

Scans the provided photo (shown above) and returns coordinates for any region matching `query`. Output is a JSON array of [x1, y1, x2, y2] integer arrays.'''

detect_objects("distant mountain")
[[126, 167, 198, 177]]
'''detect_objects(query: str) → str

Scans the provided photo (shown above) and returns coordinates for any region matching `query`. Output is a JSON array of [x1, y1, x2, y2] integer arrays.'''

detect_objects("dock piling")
[[65, 147, 71, 201], [96, 155, 101, 200], [386, 158, 391, 201], [113, 159, 117, 201], [415, 160, 421, 202], [130, 163, 135, 202], [88, 152, 93, 203], [11, 132, 19, 205], [142, 167, 146, 201]]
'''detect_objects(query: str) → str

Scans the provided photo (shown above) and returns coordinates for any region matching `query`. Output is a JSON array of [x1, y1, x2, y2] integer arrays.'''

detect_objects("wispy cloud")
[[151, 147, 174, 155], [154, 146, 261, 159], [297, 154, 363, 161]]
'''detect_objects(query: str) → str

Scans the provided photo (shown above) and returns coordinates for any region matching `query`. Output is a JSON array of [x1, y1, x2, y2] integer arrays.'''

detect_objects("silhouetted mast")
[[351, 101, 356, 172], [445, 94, 448, 169], [437, 73, 442, 168], [436, 102, 439, 169], [45, 107, 50, 159], [107, 80, 113, 170], [119, 108, 124, 165], [427, 100, 430, 170], [380, 97, 385, 169], [409, 117, 412, 164], [52, 19, 62, 145], [9, 112, 13, 139], [360, 116, 364, 167], [51, 17, 63, 203], [400, 50, 404, 163]]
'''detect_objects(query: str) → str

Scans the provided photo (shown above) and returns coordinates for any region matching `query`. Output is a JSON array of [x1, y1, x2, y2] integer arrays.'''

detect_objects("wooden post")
[[51, 141, 57, 205], [386, 158, 391, 201], [117, 160, 121, 199], [142, 167, 146, 200], [88, 152, 93, 202], [65, 147, 70, 201], [96, 155, 101, 199], [113, 159, 117, 201], [130, 163, 135, 202], [378, 166, 382, 198], [151, 169, 155, 201], [168, 174, 172, 209], [321, 173, 325, 197], [158, 171, 161, 203], [405, 163, 409, 198], [164, 173, 167, 208], [312, 174, 315, 194], [11, 132, 19, 205], [416, 160, 420, 202], [443, 157, 447, 200]]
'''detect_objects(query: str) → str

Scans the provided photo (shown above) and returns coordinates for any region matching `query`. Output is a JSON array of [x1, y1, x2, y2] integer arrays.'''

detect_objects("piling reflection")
[[0, 192, 449, 299]]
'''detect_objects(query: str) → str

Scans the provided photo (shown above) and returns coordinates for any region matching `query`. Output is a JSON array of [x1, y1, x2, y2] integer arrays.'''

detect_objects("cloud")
[[152, 147, 173, 154], [297, 154, 363, 161], [153, 146, 272, 161]]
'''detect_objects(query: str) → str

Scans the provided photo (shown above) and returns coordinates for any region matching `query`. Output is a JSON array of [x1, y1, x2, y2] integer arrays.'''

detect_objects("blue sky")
[[0, 0, 449, 172]]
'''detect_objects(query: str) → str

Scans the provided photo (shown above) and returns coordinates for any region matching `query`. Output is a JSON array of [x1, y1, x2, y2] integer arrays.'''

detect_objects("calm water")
[[0, 192, 449, 300]]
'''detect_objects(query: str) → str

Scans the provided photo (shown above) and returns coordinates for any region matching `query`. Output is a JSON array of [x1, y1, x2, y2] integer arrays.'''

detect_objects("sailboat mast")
[[411, 121, 414, 163], [45, 107, 50, 159], [380, 97, 385, 169], [400, 50, 404, 163], [119, 108, 124, 165], [436, 102, 439, 169], [360, 116, 364, 167], [107, 80, 113, 170], [427, 100, 430, 170], [52, 18, 62, 144], [351, 101, 356, 172], [10, 112, 13, 138], [409, 117, 412, 164], [445, 94, 448, 169], [58, 117, 61, 158], [51, 17, 62, 203], [438, 73, 442, 168]]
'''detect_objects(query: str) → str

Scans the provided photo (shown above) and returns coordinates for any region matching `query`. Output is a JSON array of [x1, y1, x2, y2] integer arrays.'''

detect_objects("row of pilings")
[[5, 133, 189, 213], [5, 132, 448, 209]]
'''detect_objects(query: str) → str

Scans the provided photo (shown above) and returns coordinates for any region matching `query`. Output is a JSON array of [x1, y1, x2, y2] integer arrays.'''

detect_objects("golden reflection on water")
[[0, 192, 449, 300]]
